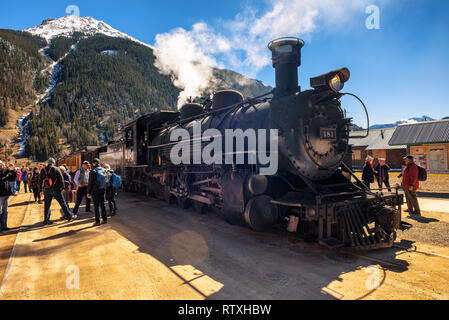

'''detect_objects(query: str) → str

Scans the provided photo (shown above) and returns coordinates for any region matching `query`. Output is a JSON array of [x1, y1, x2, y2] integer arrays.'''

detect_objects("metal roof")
[[389, 119, 449, 145], [349, 128, 406, 150]]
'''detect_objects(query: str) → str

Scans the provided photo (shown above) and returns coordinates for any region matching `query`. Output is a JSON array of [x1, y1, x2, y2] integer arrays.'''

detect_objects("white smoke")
[[154, 0, 382, 108]]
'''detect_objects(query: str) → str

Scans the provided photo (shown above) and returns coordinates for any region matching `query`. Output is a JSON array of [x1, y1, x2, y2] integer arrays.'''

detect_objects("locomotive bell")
[[268, 37, 304, 98]]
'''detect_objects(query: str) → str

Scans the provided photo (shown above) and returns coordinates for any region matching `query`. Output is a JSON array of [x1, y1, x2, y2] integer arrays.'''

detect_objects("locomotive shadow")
[[109, 192, 411, 300]]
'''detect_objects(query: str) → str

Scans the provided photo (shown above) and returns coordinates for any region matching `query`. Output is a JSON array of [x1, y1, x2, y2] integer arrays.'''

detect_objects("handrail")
[[342, 92, 370, 139]]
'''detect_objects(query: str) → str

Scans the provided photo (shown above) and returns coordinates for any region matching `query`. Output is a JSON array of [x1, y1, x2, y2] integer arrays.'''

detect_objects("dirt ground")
[[354, 172, 449, 193], [0, 191, 448, 300]]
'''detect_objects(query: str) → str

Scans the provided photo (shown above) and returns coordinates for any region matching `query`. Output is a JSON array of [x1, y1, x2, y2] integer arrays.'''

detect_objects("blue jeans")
[[9, 181, 16, 195], [0, 196, 9, 229], [16, 181, 21, 192], [43, 189, 73, 222]]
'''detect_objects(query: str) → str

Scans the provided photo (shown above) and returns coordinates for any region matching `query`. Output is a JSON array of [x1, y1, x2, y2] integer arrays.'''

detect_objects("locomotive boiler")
[[122, 37, 410, 250]]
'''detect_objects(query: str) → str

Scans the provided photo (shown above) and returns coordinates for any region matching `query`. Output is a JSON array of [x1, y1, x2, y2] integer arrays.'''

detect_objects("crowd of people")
[[0, 157, 121, 231], [0, 153, 426, 232], [362, 154, 421, 216]]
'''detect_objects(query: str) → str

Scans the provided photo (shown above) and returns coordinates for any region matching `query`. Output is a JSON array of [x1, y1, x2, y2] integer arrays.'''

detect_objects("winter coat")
[[30, 172, 41, 191], [402, 162, 419, 190], [374, 164, 390, 183], [0, 168, 13, 197], [62, 172, 72, 190], [362, 162, 375, 183], [39, 165, 65, 192], [7, 170, 17, 182]]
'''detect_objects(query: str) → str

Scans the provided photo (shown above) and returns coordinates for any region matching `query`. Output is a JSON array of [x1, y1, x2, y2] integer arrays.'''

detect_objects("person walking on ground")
[[15, 168, 22, 193], [39, 158, 77, 225], [26, 169, 32, 193], [87, 159, 108, 226], [401, 155, 421, 216], [22, 167, 29, 193], [362, 156, 375, 190], [104, 164, 118, 216], [60, 166, 73, 204], [0, 161, 14, 231], [7, 164, 17, 196], [73, 161, 91, 216], [30, 167, 41, 203], [374, 158, 392, 192]]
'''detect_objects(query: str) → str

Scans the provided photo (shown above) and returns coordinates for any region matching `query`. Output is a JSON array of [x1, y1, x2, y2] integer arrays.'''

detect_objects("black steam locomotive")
[[115, 37, 410, 250]]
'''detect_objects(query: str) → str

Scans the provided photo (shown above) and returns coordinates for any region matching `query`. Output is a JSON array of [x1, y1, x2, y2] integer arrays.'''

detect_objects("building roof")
[[349, 128, 406, 150], [389, 119, 449, 145]]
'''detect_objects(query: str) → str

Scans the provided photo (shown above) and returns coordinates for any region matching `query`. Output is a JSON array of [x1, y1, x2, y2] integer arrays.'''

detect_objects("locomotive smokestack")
[[268, 37, 304, 98]]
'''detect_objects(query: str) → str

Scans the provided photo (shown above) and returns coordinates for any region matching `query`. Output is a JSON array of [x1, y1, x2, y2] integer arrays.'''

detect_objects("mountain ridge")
[[0, 15, 272, 162], [369, 115, 435, 130]]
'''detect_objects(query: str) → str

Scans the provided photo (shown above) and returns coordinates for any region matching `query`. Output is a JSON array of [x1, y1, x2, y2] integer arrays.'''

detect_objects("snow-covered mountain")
[[369, 115, 435, 130], [25, 15, 153, 48]]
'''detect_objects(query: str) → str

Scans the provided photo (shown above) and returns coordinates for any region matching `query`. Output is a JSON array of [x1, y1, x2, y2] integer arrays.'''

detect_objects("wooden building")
[[389, 119, 449, 173], [349, 128, 406, 169]]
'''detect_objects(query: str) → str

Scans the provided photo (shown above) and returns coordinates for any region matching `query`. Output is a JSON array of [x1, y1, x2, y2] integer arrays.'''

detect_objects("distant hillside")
[[0, 16, 272, 162], [0, 29, 48, 126]]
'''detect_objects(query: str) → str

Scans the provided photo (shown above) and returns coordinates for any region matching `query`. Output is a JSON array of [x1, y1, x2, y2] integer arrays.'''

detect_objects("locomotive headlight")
[[310, 67, 350, 92], [329, 74, 344, 92]]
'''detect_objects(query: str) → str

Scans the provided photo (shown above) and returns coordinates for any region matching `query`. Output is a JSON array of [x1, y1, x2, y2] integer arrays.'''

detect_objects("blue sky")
[[1, 0, 448, 126]]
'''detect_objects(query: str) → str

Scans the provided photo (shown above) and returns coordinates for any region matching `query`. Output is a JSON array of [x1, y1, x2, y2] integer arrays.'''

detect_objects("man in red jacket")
[[401, 155, 421, 215]]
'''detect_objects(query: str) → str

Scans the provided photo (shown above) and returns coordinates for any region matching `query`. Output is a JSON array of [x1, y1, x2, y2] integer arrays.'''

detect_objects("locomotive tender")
[[70, 38, 411, 250]]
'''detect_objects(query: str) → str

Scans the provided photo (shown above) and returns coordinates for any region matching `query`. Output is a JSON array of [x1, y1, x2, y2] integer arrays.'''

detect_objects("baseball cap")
[[83, 161, 90, 165], [403, 155, 414, 160]]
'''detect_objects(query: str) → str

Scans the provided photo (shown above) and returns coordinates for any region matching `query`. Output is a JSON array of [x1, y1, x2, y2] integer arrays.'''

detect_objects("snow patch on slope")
[[25, 15, 154, 49], [18, 112, 31, 155]]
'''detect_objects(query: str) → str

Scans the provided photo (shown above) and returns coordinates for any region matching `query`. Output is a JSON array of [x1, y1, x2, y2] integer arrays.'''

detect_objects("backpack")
[[110, 172, 122, 189], [417, 166, 427, 182], [43, 167, 55, 188], [94, 168, 109, 189]]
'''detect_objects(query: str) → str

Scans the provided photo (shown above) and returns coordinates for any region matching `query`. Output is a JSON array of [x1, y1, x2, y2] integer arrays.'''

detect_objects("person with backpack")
[[104, 164, 120, 216], [374, 158, 391, 192], [0, 161, 14, 232], [39, 158, 77, 225], [87, 159, 108, 226], [401, 155, 421, 216], [30, 167, 41, 203], [362, 156, 375, 190], [73, 161, 91, 216]]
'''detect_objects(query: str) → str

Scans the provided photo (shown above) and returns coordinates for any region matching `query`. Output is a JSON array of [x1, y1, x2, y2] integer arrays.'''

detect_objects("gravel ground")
[[354, 173, 449, 193], [399, 211, 449, 248]]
